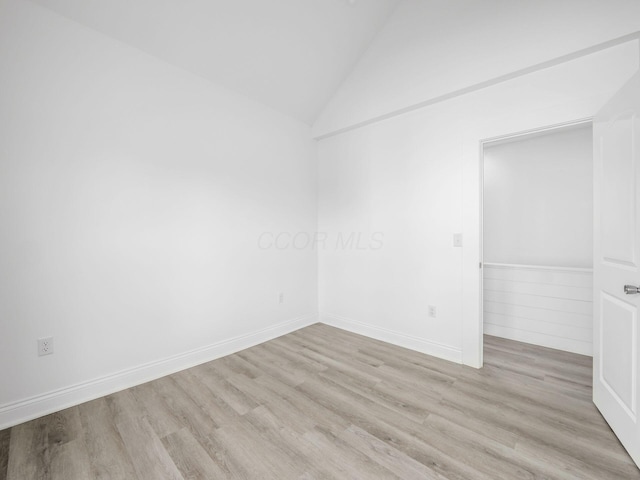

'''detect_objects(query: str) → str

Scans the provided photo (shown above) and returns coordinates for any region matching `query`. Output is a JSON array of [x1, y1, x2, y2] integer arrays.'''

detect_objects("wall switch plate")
[[278, 292, 284, 304], [453, 233, 463, 247], [38, 337, 54, 356], [428, 305, 437, 318]]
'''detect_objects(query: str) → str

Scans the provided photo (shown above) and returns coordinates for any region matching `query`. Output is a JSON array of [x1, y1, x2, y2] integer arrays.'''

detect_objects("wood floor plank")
[[241, 405, 345, 479], [376, 377, 520, 449], [195, 429, 255, 479], [4, 324, 639, 479], [438, 384, 638, 478], [340, 424, 449, 480], [286, 330, 386, 385], [161, 428, 227, 480], [48, 439, 92, 480], [115, 416, 183, 480], [190, 363, 259, 416], [302, 426, 404, 480], [6, 418, 47, 479], [239, 344, 314, 387], [295, 370, 496, 480], [0, 428, 9, 480], [129, 382, 186, 438], [224, 374, 316, 435], [422, 413, 577, 480], [213, 419, 304, 479], [6, 408, 84, 480], [170, 369, 243, 429], [46, 407, 83, 448], [151, 375, 219, 440], [447, 374, 622, 450], [252, 373, 351, 437], [77, 397, 139, 480], [104, 388, 147, 426], [214, 354, 262, 380], [318, 367, 428, 424], [287, 328, 388, 368], [262, 339, 328, 374], [241, 405, 344, 478]]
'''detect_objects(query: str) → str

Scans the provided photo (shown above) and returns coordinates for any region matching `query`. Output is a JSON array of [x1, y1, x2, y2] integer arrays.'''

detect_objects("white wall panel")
[[484, 264, 593, 355]]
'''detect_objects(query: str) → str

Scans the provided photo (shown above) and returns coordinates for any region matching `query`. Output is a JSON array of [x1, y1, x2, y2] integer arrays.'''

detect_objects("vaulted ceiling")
[[29, 0, 400, 124]]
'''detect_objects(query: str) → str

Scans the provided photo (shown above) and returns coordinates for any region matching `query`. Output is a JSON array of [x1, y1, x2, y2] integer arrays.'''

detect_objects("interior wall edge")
[[319, 312, 463, 365], [0, 312, 318, 431]]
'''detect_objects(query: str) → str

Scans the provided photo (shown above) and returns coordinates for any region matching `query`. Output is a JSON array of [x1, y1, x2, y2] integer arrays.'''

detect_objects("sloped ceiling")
[[28, 0, 400, 124], [313, 0, 640, 137]]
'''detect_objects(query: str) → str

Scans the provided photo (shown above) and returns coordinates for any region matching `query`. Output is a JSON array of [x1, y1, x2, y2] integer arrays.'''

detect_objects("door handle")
[[624, 285, 640, 295]]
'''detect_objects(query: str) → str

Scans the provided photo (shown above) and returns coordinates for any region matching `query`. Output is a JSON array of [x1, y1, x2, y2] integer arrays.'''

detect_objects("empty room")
[[1, 0, 640, 478]]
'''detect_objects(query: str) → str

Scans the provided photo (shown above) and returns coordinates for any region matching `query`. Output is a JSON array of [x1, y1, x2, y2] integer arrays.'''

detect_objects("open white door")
[[594, 70, 640, 467]]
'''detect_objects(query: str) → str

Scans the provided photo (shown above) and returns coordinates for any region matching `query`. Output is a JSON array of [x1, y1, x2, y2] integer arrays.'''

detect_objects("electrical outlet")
[[278, 292, 284, 304], [428, 305, 437, 318], [38, 337, 54, 356]]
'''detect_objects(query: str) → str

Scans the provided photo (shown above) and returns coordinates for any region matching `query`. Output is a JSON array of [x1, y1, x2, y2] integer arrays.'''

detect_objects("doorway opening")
[[480, 120, 594, 364]]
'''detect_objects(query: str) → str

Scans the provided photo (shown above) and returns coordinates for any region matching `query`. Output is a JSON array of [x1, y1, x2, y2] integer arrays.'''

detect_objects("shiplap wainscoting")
[[483, 263, 593, 356]]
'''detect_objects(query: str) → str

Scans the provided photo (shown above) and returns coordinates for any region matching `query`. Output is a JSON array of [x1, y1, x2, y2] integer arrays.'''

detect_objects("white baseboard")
[[320, 312, 463, 364], [0, 314, 317, 430]]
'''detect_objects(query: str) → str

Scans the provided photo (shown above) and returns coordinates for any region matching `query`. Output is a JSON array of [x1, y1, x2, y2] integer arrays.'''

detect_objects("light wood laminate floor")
[[1, 323, 639, 479]]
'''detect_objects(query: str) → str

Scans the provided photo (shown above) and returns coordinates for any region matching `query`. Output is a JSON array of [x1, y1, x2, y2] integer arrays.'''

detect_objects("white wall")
[[483, 125, 593, 268], [318, 40, 639, 366], [318, 108, 465, 361], [0, 0, 317, 428], [314, 0, 640, 137]]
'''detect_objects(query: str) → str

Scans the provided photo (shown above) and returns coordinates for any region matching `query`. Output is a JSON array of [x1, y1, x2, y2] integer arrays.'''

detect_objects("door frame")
[[476, 117, 593, 367]]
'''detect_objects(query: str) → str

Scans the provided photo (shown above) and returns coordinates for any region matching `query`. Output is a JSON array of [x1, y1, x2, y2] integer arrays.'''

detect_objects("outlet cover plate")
[[38, 337, 54, 356]]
